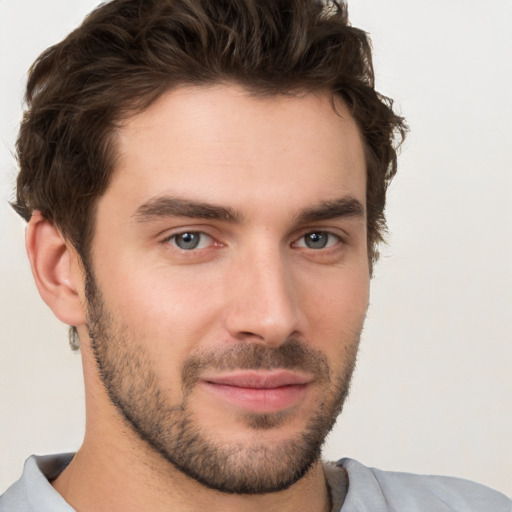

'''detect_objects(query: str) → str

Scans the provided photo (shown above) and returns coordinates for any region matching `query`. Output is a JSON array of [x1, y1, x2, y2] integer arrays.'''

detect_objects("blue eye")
[[297, 232, 339, 249], [168, 232, 212, 250]]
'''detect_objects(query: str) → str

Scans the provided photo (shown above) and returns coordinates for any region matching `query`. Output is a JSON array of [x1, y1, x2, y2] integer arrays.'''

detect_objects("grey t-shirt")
[[0, 454, 510, 511]]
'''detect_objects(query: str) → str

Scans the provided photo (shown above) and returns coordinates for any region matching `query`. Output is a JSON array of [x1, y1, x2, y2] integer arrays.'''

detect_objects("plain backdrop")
[[1, 0, 511, 498]]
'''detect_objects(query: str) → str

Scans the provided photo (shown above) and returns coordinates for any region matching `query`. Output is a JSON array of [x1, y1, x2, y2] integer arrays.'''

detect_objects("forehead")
[[105, 83, 366, 218]]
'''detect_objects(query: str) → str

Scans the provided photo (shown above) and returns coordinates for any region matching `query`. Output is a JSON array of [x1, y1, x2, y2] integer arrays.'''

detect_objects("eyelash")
[[162, 229, 344, 252], [164, 231, 215, 251], [293, 231, 342, 250]]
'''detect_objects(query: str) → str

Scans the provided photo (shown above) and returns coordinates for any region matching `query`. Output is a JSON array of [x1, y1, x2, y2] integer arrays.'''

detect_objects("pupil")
[[306, 232, 327, 249], [177, 232, 199, 249]]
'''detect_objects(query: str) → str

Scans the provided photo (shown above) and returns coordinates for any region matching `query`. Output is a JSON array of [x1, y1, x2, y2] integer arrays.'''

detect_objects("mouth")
[[199, 370, 313, 414]]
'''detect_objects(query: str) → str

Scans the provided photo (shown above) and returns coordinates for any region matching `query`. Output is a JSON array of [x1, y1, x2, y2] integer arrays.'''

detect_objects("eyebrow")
[[133, 195, 364, 225], [133, 196, 242, 223], [293, 197, 365, 224]]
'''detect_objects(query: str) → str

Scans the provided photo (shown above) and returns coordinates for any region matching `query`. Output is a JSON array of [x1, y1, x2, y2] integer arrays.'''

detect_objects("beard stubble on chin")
[[84, 268, 361, 495]]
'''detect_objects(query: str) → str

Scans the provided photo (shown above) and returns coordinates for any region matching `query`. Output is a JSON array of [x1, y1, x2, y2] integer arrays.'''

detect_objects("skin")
[[27, 83, 369, 512]]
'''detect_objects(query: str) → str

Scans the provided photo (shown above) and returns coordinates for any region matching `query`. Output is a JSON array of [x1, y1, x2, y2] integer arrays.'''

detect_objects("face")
[[84, 84, 369, 494]]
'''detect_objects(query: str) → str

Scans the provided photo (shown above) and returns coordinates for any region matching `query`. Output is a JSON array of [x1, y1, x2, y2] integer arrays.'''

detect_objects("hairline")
[[77, 81, 372, 264]]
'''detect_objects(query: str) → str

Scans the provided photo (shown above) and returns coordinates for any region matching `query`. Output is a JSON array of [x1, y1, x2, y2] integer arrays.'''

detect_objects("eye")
[[166, 231, 212, 250], [295, 231, 340, 250]]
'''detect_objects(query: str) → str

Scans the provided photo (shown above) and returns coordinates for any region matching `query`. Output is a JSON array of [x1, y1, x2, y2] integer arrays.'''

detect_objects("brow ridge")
[[294, 197, 365, 224], [133, 196, 242, 223], [133, 195, 364, 226]]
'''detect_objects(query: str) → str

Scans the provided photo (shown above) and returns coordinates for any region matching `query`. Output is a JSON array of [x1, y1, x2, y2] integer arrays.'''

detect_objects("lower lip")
[[201, 382, 309, 413]]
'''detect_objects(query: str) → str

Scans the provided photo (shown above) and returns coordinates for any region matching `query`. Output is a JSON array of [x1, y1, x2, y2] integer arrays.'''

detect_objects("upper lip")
[[202, 370, 313, 389]]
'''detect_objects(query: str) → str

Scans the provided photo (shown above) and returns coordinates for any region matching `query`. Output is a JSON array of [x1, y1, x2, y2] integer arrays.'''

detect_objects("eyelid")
[[161, 228, 218, 251], [293, 223, 350, 241], [292, 230, 343, 249]]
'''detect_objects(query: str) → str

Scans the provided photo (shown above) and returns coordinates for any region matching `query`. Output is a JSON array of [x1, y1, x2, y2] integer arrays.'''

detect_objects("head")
[[16, 0, 406, 497], [15, 0, 405, 277]]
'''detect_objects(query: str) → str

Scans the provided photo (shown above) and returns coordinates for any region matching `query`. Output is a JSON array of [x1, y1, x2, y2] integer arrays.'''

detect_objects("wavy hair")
[[15, 0, 406, 268]]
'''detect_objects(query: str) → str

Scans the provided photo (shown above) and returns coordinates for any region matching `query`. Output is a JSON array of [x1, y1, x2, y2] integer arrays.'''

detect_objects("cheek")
[[297, 265, 369, 347], [93, 254, 226, 369]]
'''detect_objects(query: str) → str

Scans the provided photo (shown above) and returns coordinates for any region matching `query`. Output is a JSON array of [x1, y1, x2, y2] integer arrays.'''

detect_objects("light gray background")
[[1, 0, 511, 497]]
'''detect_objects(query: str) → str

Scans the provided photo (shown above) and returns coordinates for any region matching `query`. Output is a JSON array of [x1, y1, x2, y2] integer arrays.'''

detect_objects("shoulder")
[[332, 458, 511, 512], [0, 454, 74, 512]]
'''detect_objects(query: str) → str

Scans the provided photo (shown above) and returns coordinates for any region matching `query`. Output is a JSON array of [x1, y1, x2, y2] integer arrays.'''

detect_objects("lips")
[[200, 370, 312, 413]]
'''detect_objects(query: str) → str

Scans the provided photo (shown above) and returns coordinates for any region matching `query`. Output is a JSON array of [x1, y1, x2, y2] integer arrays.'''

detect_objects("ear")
[[25, 212, 87, 327]]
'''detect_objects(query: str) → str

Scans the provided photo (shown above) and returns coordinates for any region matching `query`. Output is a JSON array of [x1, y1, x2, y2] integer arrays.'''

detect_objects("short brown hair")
[[14, 0, 406, 266]]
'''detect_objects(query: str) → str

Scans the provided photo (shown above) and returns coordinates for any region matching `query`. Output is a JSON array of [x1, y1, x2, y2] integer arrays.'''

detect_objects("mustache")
[[181, 339, 330, 393]]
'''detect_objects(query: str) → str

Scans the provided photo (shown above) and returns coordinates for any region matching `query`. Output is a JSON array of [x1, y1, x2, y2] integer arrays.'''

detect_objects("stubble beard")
[[85, 269, 361, 495]]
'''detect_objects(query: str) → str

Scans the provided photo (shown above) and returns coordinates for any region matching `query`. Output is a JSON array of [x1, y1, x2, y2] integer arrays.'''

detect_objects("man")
[[0, 0, 510, 511]]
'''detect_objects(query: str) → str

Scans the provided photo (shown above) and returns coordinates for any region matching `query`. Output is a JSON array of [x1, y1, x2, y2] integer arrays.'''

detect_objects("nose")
[[224, 244, 304, 347]]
